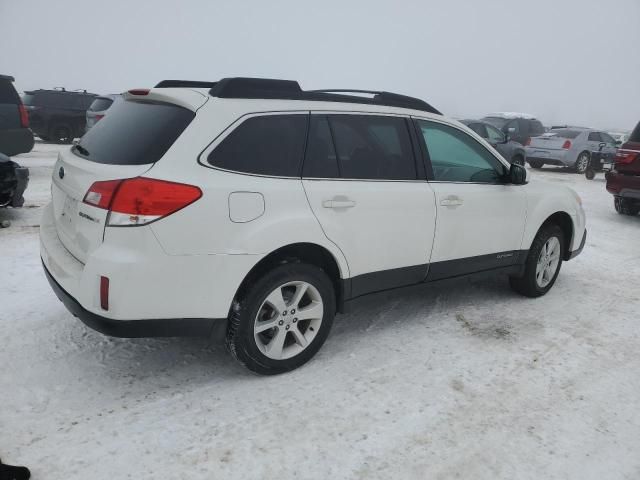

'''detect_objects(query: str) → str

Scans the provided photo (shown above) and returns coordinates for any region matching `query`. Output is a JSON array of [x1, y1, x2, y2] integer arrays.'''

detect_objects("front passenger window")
[[417, 120, 507, 183]]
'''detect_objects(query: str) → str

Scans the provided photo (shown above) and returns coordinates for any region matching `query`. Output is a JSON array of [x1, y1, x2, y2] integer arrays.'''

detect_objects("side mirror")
[[509, 163, 527, 185]]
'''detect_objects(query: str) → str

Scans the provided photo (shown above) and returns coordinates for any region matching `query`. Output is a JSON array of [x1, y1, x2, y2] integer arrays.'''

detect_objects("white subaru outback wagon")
[[40, 77, 586, 374]]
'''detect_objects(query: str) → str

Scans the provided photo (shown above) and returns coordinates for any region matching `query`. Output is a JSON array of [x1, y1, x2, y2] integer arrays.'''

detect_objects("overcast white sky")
[[2, 0, 638, 130]]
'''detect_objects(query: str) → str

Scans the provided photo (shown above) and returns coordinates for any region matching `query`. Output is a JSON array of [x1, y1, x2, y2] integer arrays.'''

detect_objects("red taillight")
[[128, 89, 150, 96], [94, 114, 105, 122], [614, 149, 639, 165], [562, 140, 572, 149], [100, 276, 109, 310], [83, 179, 123, 209], [524, 138, 531, 146], [83, 177, 202, 226], [18, 104, 29, 128]]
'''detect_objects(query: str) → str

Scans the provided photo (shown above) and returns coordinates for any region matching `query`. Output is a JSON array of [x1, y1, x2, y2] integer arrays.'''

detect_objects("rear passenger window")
[[588, 132, 602, 142], [0, 81, 18, 103], [303, 116, 339, 178], [326, 115, 416, 180], [209, 114, 308, 177]]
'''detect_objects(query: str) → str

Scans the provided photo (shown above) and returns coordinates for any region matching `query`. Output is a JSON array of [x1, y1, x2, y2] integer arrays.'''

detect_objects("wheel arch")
[[537, 212, 574, 260], [233, 242, 347, 313]]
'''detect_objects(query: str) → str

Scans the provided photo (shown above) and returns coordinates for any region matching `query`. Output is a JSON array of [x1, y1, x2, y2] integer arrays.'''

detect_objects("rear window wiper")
[[73, 144, 90, 157]]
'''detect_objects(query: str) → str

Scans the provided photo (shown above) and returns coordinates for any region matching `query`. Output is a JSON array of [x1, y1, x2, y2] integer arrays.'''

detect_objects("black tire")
[[510, 224, 564, 298], [226, 263, 336, 375], [575, 152, 590, 174], [512, 155, 525, 166], [50, 123, 73, 144], [614, 196, 640, 216], [529, 159, 544, 169]]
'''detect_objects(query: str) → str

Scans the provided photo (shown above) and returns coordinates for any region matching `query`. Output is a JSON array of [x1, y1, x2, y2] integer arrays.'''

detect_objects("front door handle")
[[440, 195, 463, 207], [322, 198, 356, 209]]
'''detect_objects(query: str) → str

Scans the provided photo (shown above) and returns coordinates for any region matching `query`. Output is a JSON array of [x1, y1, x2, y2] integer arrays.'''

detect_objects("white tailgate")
[[51, 148, 152, 263]]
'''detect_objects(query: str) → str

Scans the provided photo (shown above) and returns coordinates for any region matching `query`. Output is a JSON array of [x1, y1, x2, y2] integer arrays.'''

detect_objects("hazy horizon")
[[2, 0, 638, 131]]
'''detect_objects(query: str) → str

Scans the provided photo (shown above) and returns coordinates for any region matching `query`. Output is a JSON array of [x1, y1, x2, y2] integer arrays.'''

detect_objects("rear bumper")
[[43, 261, 223, 338], [525, 147, 571, 166], [606, 171, 640, 199], [569, 229, 586, 260]]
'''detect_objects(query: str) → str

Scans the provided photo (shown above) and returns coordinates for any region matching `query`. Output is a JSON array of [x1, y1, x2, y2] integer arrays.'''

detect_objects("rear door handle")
[[440, 195, 463, 207], [322, 198, 356, 209]]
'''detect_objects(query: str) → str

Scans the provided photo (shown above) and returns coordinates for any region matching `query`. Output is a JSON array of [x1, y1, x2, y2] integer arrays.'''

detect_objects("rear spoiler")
[[0, 74, 15, 82]]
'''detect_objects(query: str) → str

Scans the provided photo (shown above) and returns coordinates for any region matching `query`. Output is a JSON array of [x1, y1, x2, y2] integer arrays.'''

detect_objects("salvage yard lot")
[[1, 143, 639, 479]]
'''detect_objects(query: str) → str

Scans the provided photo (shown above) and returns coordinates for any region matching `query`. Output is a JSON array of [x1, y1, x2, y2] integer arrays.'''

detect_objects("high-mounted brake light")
[[562, 140, 572, 149], [83, 177, 202, 226], [128, 89, 150, 96], [18, 104, 29, 128]]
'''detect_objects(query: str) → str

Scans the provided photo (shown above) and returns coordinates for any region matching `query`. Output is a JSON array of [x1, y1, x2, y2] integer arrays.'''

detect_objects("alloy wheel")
[[536, 236, 561, 288], [254, 281, 324, 360]]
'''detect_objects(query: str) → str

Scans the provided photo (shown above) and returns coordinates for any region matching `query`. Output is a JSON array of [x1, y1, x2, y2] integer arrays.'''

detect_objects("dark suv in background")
[[460, 119, 526, 165], [0, 74, 32, 208], [606, 121, 640, 216], [482, 113, 546, 146], [22, 88, 96, 143]]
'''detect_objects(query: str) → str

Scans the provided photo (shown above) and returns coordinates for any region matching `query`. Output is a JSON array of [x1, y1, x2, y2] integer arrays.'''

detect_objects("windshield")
[[482, 117, 508, 129], [73, 99, 194, 165]]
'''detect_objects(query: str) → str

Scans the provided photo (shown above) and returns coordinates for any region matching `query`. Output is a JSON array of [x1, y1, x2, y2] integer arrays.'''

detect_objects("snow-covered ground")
[[1, 143, 639, 479]]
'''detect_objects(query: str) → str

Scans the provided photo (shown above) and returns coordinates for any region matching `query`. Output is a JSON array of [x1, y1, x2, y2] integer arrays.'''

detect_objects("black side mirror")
[[509, 163, 527, 185]]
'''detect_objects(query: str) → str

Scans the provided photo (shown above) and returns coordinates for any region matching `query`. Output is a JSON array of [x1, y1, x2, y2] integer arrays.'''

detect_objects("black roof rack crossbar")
[[155, 80, 219, 89]]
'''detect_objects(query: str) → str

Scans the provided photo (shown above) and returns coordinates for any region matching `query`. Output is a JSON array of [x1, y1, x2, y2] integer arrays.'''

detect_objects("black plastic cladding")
[[154, 77, 441, 115]]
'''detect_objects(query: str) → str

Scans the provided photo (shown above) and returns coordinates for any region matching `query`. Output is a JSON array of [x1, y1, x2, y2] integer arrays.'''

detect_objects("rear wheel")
[[529, 159, 544, 169], [510, 225, 564, 298], [575, 152, 590, 174], [50, 123, 73, 144], [614, 196, 640, 216], [226, 263, 336, 375]]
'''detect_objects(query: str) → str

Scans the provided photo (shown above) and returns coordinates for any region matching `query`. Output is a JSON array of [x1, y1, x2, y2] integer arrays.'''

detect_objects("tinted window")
[[467, 123, 487, 138], [529, 120, 545, 135], [417, 120, 506, 183], [327, 115, 416, 180], [89, 97, 114, 112], [73, 100, 194, 165], [483, 117, 508, 129], [588, 132, 602, 142], [0, 80, 18, 103], [486, 124, 505, 143], [630, 122, 640, 143], [303, 116, 339, 178], [209, 114, 307, 177], [551, 129, 581, 139]]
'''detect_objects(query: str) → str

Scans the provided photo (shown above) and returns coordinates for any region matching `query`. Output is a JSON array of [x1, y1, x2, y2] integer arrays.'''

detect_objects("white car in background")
[[40, 78, 587, 374]]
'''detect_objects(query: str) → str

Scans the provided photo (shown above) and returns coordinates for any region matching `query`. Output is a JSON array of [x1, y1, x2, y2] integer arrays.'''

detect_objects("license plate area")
[[60, 195, 79, 231]]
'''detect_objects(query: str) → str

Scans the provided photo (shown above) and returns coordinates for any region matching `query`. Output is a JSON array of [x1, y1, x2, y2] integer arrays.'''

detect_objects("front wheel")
[[510, 225, 564, 298], [529, 159, 544, 169], [226, 263, 336, 375], [575, 152, 590, 174], [511, 155, 525, 166]]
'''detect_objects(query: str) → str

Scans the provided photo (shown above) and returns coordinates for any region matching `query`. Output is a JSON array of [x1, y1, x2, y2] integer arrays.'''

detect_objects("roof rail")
[[155, 80, 219, 89], [202, 77, 441, 114]]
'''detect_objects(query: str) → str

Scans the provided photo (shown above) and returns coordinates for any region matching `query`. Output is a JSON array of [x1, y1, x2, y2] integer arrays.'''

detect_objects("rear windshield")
[[549, 129, 581, 139], [88, 97, 114, 112], [529, 120, 545, 135], [629, 122, 640, 143], [73, 100, 194, 165], [0, 81, 19, 104]]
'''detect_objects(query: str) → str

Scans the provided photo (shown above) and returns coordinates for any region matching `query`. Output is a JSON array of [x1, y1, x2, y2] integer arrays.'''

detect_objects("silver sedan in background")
[[525, 127, 618, 173]]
